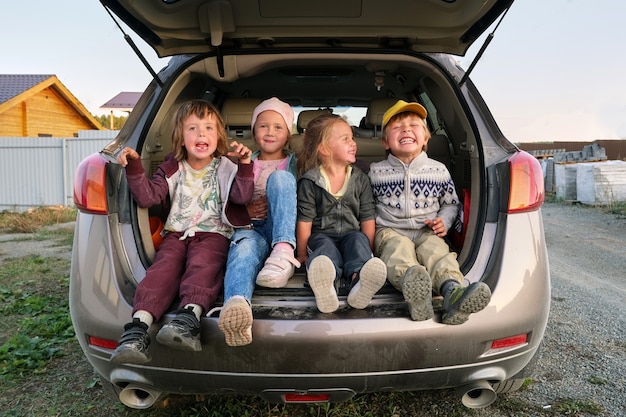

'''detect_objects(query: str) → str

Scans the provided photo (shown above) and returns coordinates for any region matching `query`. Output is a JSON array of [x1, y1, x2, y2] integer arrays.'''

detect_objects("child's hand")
[[117, 147, 140, 167], [246, 197, 268, 219], [228, 141, 252, 164], [296, 252, 308, 265], [424, 217, 447, 237]]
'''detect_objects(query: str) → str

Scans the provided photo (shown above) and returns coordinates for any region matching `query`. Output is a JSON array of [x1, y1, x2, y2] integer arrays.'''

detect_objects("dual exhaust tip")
[[119, 384, 163, 409], [456, 380, 498, 408], [118, 381, 497, 410]]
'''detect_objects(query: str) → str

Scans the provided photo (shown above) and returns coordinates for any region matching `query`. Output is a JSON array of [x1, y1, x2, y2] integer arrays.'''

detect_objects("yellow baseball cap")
[[382, 100, 428, 128]]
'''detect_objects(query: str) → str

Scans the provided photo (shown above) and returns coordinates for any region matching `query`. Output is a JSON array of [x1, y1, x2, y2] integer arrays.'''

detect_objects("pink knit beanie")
[[251, 97, 294, 134]]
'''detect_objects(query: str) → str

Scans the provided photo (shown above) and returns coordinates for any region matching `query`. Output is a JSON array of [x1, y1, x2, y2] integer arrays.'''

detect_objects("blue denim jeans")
[[305, 230, 373, 282], [223, 170, 297, 302]]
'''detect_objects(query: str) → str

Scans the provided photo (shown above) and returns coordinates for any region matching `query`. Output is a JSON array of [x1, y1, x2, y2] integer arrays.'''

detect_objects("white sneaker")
[[216, 296, 253, 347], [347, 257, 387, 309], [307, 255, 339, 313], [256, 249, 301, 288]]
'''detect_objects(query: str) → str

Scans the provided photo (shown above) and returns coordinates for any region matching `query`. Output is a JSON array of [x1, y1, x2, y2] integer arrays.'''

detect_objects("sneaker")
[[307, 255, 339, 313], [217, 296, 254, 347], [347, 257, 387, 309], [402, 265, 434, 321], [256, 249, 301, 288], [442, 282, 491, 325], [110, 318, 151, 364], [156, 307, 201, 351]]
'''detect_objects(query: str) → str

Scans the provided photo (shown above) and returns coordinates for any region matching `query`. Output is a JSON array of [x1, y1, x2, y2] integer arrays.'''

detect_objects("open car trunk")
[[108, 50, 498, 317]]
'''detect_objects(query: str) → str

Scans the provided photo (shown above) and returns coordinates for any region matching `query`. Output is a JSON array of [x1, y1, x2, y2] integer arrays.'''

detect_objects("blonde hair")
[[383, 111, 431, 151], [172, 100, 228, 161], [297, 113, 348, 176]]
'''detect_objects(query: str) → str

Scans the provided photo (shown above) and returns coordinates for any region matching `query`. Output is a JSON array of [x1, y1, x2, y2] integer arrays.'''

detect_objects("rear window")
[[294, 106, 367, 128]]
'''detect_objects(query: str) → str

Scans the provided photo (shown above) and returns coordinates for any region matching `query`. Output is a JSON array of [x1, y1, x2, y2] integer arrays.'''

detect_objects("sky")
[[1, 0, 625, 143]]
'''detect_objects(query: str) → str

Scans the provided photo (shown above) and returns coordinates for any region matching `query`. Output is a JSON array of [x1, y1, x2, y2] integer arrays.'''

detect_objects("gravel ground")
[[0, 222, 74, 262], [479, 201, 626, 416], [1, 203, 625, 416], [525, 201, 626, 415]]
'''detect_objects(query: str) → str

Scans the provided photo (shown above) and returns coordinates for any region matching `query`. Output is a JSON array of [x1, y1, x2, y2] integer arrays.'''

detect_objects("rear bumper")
[[70, 210, 550, 397], [93, 342, 539, 397]]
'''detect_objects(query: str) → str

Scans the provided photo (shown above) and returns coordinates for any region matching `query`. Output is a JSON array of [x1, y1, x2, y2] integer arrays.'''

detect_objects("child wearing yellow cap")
[[368, 100, 491, 324]]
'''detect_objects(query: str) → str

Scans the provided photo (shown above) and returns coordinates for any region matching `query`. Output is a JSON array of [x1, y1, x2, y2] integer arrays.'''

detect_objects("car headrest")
[[297, 109, 332, 133], [365, 98, 398, 129], [222, 98, 262, 127]]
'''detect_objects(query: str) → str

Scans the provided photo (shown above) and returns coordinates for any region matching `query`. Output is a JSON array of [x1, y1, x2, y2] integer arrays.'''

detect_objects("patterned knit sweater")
[[368, 152, 459, 234]]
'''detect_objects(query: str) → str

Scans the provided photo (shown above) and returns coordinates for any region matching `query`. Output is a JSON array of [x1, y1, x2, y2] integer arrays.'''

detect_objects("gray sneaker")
[[110, 318, 151, 364], [156, 307, 201, 351], [442, 282, 491, 325], [402, 265, 434, 321]]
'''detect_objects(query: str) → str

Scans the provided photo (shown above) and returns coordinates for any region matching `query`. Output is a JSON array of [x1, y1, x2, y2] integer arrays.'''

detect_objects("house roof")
[[101, 91, 142, 111], [0, 74, 54, 104], [0, 74, 102, 130]]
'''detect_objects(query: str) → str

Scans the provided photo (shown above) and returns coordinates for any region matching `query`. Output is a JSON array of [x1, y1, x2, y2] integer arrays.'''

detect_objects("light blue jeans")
[[223, 170, 297, 303]]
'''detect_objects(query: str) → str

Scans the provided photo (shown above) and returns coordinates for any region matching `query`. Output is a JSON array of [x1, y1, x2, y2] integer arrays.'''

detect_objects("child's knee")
[[267, 170, 296, 189]]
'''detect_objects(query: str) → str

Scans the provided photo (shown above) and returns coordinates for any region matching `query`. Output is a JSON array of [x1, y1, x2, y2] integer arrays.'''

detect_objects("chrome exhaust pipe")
[[119, 384, 163, 409], [456, 380, 497, 409]]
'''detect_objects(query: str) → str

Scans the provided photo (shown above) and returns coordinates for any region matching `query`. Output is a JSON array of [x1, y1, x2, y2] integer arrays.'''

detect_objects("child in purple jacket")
[[110, 99, 254, 364]]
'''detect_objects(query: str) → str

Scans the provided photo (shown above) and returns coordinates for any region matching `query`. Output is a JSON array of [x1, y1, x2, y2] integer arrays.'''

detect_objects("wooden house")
[[0, 74, 103, 137]]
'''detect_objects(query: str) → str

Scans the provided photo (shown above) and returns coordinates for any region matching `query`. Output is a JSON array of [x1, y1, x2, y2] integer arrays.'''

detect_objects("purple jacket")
[[124, 153, 254, 228]]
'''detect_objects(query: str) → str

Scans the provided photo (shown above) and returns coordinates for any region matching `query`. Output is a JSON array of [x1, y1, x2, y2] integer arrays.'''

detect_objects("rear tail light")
[[284, 393, 330, 403], [491, 333, 528, 349], [74, 153, 109, 215], [88, 335, 118, 350], [507, 151, 544, 213]]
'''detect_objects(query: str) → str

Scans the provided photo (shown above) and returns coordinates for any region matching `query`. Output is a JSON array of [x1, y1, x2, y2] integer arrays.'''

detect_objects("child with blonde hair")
[[111, 99, 254, 364], [369, 100, 491, 324], [296, 113, 386, 313]]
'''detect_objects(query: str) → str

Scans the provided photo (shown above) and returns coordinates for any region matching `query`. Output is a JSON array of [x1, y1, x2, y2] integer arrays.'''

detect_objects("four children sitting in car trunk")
[[113, 98, 492, 362]]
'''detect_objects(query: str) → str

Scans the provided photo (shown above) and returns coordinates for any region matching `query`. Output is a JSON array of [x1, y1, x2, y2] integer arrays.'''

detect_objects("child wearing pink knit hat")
[[216, 97, 300, 347]]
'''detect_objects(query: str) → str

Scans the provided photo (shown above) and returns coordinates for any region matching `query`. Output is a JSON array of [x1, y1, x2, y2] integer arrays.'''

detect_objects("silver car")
[[70, 0, 549, 410]]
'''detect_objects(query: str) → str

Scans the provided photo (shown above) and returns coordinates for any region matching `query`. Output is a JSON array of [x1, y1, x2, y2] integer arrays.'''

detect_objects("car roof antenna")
[[460, 7, 510, 87], [103, 6, 164, 88]]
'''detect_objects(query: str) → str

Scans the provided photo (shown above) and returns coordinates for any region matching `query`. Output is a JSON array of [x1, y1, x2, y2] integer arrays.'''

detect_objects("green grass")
[[0, 256, 74, 379], [605, 200, 626, 217], [587, 375, 608, 386], [553, 398, 604, 416], [33, 226, 75, 246]]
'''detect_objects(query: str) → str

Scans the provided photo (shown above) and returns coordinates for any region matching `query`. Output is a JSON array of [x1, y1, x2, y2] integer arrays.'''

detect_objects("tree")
[[94, 113, 128, 130]]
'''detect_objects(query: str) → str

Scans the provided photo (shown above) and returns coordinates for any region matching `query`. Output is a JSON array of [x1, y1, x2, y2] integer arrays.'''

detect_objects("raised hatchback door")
[[100, 0, 514, 57]]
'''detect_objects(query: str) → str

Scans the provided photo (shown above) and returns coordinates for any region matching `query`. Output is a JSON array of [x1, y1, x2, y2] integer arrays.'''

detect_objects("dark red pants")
[[133, 231, 229, 320]]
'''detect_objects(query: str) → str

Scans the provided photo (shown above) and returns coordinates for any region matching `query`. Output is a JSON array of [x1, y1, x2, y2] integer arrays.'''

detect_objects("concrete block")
[[577, 161, 626, 205], [555, 163, 578, 200]]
